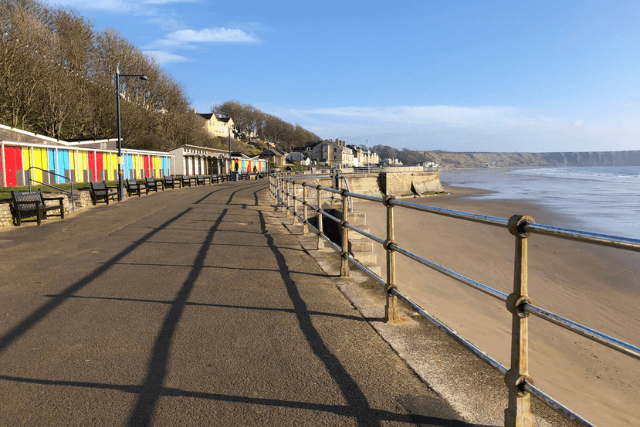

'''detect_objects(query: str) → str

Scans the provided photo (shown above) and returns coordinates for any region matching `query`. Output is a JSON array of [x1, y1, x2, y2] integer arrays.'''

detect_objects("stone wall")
[[1, 190, 99, 228], [341, 174, 383, 197], [278, 170, 444, 202], [382, 171, 444, 196]]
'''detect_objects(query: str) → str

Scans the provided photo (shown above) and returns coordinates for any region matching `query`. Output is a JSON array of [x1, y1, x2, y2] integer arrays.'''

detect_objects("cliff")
[[423, 150, 640, 169]]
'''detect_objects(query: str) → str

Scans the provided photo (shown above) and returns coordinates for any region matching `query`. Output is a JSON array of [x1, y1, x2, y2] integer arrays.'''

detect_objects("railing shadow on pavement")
[[0, 180, 485, 426], [272, 172, 640, 427]]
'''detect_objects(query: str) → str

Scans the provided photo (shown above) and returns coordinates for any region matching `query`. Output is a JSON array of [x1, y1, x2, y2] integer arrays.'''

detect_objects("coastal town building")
[[383, 158, 403, 166], [294, 141, 323, 164], [193, 111, 235, 138], [259, 147, 286, 168], [286, 152, 311, 166], [347, 145, 379, 167], [314, 139, 354, 168]]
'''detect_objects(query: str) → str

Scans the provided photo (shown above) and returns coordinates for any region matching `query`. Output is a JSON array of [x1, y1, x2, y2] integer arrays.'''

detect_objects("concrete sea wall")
[[288, 171, 444, 198]]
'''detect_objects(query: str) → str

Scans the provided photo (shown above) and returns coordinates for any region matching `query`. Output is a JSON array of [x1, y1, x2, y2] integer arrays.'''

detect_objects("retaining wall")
[[282, 170, 444, 200], [2, 190, 98, 228], [382, 171, 444, 196]]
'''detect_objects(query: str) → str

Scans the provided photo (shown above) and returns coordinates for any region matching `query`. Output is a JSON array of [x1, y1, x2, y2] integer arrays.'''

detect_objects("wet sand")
[[355, 185, 640, 427]]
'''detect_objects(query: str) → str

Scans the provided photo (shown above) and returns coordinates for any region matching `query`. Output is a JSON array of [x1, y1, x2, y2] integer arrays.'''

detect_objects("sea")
[[439, 166, 640, 240]]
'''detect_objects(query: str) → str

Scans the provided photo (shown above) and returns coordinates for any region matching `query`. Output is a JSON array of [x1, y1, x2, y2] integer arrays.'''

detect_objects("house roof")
[[259, 148, 284, 157], [197, 113, 214, 120], [215, 114, 231, 123]]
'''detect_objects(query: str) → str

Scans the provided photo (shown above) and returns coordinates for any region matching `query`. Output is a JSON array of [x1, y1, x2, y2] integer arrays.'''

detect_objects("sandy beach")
[[354, 185, 640, 427]]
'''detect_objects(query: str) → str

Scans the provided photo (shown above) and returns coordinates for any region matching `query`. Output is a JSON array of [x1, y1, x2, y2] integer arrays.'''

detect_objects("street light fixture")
[[116, 67, 148, 201]]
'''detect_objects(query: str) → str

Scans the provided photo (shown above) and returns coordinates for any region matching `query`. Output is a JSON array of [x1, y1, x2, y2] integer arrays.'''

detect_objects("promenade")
[[0, 180, 466, 426]]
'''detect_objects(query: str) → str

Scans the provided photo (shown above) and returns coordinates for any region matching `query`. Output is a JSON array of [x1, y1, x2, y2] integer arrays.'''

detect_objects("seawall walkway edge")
[[274, 198, 581, 427]]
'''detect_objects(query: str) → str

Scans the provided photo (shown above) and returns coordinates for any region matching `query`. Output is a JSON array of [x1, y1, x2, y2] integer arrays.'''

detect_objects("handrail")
[[28, 167, 75, 213], [339, 175, 353, 212], [269, 173, 640, 427]]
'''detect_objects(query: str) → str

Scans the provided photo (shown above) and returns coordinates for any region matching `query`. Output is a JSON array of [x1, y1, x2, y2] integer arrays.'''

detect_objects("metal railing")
[[28, 167, 75, 213], [269, 173, 640, 427]]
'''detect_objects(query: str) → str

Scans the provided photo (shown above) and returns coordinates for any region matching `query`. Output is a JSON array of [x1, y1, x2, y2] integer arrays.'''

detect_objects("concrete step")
[[351, 251, 377, 266], [349, 241, 374, 253], [348, 227, 371, 239], [346, 211, 367, 227]]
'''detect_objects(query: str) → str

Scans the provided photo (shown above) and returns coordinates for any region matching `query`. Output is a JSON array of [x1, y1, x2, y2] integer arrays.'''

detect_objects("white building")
[[286, 152, 311, 166], [168, 144, 230, 176]]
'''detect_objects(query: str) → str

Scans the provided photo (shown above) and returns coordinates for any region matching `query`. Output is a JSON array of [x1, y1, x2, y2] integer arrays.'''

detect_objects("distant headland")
[[422, 150, 640, 169]]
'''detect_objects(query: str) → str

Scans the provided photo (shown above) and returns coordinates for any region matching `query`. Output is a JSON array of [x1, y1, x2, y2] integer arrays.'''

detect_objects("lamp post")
[[116, 67, 148, 201]]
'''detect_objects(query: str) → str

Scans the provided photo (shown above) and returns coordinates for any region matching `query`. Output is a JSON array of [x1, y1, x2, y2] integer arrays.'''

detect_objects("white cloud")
[[166, 27, 260, 43], [143, 50, 191, 64], [298, 105, 554, 128], [271, 104, 640, 152]]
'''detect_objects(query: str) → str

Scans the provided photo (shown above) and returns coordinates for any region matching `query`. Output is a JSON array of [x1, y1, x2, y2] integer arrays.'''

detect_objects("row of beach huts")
[[0, 124, 267, 188]]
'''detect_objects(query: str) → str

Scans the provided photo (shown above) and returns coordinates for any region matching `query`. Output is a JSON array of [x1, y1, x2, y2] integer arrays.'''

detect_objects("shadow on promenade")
[[0, 182, 483, 427]]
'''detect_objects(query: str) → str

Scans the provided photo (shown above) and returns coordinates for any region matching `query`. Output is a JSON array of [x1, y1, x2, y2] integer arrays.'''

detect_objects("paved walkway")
[[0, 180, 467, 426]]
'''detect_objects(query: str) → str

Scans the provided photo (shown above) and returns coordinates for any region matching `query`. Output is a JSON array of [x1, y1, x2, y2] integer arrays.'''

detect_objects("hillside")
[[375, 147, 640, 169], [424, 150, 640, 169]]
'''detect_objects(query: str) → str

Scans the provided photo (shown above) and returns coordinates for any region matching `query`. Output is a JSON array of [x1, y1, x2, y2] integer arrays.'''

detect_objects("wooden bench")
[[210, 174, 219, 184], [11, 190, 65, 226], [90, 181, 118, 205], [126, 179, 142, 197], [145, 177, 164, 194], [164, 175, 181, 189], [181, 175, 194, 187], [196, 175, 210, 186]]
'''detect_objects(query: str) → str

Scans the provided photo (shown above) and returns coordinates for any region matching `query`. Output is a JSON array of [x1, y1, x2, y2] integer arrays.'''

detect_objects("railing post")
[[330, 172, 336, 204], [340, 189, 349, 277], [292, 181, 299, 224], [302, 183, 309, 234], [505, 215, 536, 427], [276, 176, 282, 209], [316, 185, 325, 250], [285, 180, 291, 217], [383, 195, 401, 322]]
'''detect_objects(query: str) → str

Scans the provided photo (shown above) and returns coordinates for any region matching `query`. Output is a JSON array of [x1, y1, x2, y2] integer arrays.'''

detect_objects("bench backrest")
[[91, 181, 107, 190], [12, 190, 44, 211], [91, 181, 108, 195], [126, 179, 139, 189], [145, 177, 156, 184], [164, 176, 174, 183], [181, 176, 190, 182]]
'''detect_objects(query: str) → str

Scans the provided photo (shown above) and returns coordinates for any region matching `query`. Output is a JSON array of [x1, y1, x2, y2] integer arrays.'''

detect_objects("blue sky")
[[43, 0, 640, 152]]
